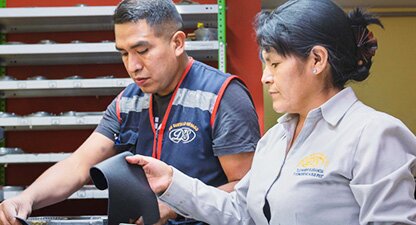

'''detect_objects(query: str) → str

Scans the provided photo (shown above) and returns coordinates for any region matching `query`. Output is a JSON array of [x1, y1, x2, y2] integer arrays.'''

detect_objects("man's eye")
[[120, 52, 128, 57], [137, 49, 148, 55]]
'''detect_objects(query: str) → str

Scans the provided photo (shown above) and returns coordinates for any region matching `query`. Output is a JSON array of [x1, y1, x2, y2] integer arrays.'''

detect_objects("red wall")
[[4, 0, 263, 216]]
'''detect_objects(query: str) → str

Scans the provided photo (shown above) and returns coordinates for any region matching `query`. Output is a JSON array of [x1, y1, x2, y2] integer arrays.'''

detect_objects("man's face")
[[115, 20, 181, 96]]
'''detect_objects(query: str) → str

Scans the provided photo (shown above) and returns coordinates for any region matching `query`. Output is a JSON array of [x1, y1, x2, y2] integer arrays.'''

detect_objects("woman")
[[126, 0, 416, 224]]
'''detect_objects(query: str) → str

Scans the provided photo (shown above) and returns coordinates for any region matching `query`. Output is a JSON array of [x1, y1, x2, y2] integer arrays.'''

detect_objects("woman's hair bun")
[[347, 8, 383, 81]]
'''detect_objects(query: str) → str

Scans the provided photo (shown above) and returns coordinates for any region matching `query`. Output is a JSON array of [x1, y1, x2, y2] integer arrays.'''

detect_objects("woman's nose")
[[261, 67, 273, 85]]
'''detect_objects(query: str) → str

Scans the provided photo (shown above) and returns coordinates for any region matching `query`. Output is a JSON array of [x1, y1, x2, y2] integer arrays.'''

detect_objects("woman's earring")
[[312, 68, 318, 74]]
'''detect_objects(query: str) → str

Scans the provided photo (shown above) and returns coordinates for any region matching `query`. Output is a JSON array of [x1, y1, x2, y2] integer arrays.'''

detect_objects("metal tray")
[[26, 216, 107, 225]]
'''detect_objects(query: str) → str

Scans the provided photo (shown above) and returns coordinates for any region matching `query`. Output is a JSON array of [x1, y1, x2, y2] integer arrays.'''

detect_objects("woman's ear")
[[171, 31, 186, 56], [309, 46, 329, 75]]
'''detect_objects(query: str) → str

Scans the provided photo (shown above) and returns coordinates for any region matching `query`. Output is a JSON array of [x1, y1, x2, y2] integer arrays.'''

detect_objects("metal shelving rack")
[[0, 78, 132, 98], [2, 185, 108, 200], [0, 113, 103, 131], [0, 3, 225, 129], [0, 5, 218, 33], [0, 1, 227, 200], [0, 41, 219, 66]]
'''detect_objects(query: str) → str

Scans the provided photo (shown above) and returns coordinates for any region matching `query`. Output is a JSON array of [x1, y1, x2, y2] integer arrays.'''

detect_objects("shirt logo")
[[294, 153, 329, 178], [168, 122, 198, 144]]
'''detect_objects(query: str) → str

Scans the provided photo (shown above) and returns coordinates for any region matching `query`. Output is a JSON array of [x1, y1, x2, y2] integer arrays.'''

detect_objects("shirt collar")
[[320, 87, 358, 126], [276, 87, 358, 126]]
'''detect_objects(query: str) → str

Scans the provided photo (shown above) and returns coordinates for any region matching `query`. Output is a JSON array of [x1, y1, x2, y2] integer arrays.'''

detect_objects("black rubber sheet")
[[90, 151, 159, 225]]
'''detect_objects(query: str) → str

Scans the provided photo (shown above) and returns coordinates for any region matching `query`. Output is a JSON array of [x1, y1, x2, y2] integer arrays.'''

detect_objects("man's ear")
[[309, 46, 329, 75], [171, 31, 186, 56]]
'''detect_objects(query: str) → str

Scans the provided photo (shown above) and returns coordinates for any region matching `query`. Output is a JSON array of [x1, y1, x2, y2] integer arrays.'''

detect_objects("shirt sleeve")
[[94, 98, 121, 141], [160, 167, 254, 225], [212, 80, 261, 156], [349, 113, 416, 224]]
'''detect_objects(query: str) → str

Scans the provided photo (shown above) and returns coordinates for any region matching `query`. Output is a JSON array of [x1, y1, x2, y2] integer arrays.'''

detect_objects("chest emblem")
[[294, 152, 329, 178], [168, 122, 198, 144]]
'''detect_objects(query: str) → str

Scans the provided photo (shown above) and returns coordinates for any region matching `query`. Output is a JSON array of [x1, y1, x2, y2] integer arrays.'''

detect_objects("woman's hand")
[[125, 155, 173, 195]]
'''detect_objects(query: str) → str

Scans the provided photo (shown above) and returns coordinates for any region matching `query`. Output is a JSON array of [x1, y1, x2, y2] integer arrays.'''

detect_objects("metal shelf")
[[0, 41, 218, 66], [0, 5, 218, 33], [0, 152, 71, 164], [1, 185, 108, 200], [0, 113, 103, 131], [0, 78, 132, 98]]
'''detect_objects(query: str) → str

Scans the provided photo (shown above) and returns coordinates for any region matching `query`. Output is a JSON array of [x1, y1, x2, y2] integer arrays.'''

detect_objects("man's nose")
[[126, 54, 143, 75]]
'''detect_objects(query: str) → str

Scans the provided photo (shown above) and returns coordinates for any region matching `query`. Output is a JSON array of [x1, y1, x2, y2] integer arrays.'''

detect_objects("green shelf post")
[[218, 0, 226, 73], [0, 0, 6, 186]]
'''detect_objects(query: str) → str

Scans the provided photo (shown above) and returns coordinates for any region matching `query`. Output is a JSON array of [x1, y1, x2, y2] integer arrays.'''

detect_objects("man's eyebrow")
[[115, 41, 150, 51]]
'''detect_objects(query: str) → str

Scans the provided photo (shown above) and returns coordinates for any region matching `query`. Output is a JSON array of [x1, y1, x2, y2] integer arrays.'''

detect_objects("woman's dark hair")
[[255, 0, 383, 88], [113, 0, 183, 37]]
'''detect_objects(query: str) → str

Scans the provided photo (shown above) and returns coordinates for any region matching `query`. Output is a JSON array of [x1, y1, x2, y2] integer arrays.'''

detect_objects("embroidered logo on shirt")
[[293, 153, 329, 178], [168, 122, 199, 144]]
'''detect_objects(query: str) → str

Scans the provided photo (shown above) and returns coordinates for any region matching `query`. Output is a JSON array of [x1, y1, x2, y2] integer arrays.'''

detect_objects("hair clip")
[[352, 25, 378, 65]]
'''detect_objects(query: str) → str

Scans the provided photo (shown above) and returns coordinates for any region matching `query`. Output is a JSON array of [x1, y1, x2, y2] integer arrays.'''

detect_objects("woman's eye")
[[271, 63, 278, 68]]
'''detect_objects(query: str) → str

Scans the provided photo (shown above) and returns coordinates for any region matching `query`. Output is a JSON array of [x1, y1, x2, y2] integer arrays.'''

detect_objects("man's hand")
[[133, 201, 177, 225], [125, 155, 173, 194], [0, 196, 32, 225]]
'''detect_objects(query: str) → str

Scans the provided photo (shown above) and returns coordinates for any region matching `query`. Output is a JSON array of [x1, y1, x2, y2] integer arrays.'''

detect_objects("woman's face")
[[261, 49, 317, 115]]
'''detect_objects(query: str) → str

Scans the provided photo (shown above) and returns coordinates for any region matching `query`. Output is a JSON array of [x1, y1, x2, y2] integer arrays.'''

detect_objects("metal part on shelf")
[[27, 75, 48, 80], [64, 75, 83, 80], [0, 186, 24, 200], [0, 112, 18, 117], [0, 5, 218, 33], [0, 147, 24, 155], [27, 216, 108, 225], [4, 41, 24, 45], [38, 39, 57, 44], [70, 40, 86, 44], [0, 152, 71, 163], [95, 75, 114, 79], [0, 78, 132, 98], [0, 185, 108, 200], [28, 111, 54, 117], [0, 41, 218, 66], [0, 75, 16, 81], [0, 113, 103, 130]]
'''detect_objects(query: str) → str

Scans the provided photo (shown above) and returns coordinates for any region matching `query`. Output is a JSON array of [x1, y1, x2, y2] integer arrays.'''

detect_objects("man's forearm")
[[23, 156, 90, 210]]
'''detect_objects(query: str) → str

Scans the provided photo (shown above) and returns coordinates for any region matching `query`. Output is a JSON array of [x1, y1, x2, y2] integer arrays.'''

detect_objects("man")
[[0, 0, 260, 224]]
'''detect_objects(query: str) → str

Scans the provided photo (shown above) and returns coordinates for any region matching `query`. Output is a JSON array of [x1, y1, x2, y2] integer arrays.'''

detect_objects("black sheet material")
[[15, 217, 29, 225], [90, 151, 159, 225]]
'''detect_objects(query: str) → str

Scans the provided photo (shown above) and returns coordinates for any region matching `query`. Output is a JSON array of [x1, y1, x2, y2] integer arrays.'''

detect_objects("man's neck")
[[156, 54, 190, 96]]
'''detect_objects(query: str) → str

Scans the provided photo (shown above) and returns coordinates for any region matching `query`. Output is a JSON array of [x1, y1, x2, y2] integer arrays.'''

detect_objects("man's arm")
[[0, 132, 116, 224], [217, 152, 254, 192], [28, 132, 117, 209], [213, 80, 260, 192]]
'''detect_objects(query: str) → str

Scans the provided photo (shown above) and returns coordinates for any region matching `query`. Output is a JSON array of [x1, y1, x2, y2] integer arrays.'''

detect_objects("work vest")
[[115, 59, 240, 187]]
